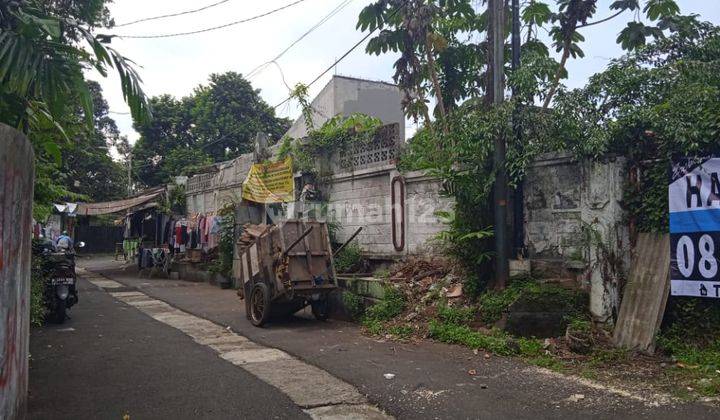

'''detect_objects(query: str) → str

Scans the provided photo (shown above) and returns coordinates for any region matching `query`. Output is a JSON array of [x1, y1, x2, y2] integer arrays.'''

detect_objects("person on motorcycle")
[[55, 231, 74, 253]]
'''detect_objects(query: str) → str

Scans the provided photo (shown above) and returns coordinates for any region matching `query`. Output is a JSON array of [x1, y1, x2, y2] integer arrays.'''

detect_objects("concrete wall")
[[326, 167, 452, 258], [186, 124, 452, 259], [285, 75, 405, 141], [0, 124, 35, 419], [186, 153, 255, 214], [524, 151, 629, 323]]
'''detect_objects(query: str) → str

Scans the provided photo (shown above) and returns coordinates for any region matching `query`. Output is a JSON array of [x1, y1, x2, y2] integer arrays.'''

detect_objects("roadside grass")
[[361, 285, 406, 334], [387, 324, 414, 339], [657, 329, 720, 398], [355, 278, 720, 399], [342, 291, 364, 319]]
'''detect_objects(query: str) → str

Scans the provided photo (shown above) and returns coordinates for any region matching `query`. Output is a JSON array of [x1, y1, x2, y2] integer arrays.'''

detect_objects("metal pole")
[[282, 226, 314, 257], [332, 227, 363, 258], [511, 0, 521, 75], [491, 0, 509, 289], [127, 151, 132, 196], [511, 0, 524, 257]]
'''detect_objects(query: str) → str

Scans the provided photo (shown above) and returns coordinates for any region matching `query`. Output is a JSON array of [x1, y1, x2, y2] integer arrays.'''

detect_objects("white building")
[[284, 75, 405, 140]]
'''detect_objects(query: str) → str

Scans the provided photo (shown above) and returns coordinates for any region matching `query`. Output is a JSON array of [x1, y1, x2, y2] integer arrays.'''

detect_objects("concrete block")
[[509, 259, 531, 277]]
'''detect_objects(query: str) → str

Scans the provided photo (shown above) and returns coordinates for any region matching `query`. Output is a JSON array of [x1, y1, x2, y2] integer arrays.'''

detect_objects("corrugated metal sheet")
[[613, 233, 670, 353]]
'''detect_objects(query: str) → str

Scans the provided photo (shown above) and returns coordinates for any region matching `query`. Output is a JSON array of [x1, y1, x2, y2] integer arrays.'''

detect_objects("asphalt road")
[[29, 256, 720, 420], [28, 278, 306, 420]]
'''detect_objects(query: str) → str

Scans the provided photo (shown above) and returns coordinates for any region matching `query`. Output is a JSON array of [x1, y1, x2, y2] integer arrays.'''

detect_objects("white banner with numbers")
[[669, 157, 720, 298]]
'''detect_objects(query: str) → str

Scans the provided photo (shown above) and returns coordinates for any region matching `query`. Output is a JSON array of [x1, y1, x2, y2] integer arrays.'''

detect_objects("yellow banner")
[[242, 158, 294, 203]]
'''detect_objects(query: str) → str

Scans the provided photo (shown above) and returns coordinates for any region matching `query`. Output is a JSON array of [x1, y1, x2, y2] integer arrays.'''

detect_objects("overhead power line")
[[132, 0, 407, 173], [114, 0, 309, 39], [272, 0, 408, 110], [246, 0, 354, 80], [114, 0, 233, 27]]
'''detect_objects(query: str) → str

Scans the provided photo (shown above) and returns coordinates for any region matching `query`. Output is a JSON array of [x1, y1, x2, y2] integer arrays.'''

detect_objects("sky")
[[94, 0, 720, 150]]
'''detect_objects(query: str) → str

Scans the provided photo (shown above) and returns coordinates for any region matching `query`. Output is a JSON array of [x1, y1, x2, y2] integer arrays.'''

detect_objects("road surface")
[[27, 256, 720, 419]]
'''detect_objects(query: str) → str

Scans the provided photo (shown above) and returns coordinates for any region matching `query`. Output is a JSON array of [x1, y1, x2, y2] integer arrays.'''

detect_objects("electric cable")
[[114, 0, 233, 27], [246, 0, 354, 80], [129, 0, 406, 171], [272, 0, 408, 110], [114, 0, 308, 39]]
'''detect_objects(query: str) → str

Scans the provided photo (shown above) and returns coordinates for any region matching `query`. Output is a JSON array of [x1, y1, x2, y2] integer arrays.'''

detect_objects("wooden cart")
[[234, 219, 352, 327]]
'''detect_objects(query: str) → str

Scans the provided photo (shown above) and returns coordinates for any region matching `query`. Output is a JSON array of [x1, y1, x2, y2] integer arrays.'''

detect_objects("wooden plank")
[[613, 233, 671, 354], [301, 221, 314, 276], [286, 251, 328, 257]]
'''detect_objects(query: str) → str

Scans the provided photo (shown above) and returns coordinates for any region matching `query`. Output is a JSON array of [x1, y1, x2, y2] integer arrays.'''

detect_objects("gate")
[[74, 225, 124, 254]]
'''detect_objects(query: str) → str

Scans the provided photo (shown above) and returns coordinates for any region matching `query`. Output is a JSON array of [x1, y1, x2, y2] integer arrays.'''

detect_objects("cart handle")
[[282, 226, 314, 257], [332, 227, 363, 257]]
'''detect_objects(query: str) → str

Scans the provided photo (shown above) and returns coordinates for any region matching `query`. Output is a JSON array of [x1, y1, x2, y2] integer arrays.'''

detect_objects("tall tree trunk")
[[542, 41, 571, 109], [425, 36, 448, 134]]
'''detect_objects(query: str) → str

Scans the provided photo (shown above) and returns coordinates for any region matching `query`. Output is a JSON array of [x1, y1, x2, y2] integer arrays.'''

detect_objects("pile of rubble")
[[384, 256, 469, 327]]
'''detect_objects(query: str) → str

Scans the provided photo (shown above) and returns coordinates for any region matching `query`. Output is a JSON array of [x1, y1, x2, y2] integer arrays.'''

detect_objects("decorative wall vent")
[[335, 123, 401, 172]]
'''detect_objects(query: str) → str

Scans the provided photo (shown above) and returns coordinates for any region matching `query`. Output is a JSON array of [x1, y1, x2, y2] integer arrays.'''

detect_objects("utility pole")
[[490, 0, 508, 289], [127, 151, 132, 196], [511, 0, 521, 74], [511, 0, 524, 258]]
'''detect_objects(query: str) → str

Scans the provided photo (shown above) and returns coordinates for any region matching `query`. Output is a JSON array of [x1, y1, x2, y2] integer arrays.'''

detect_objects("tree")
[[31, 81, 128, 219], [132, 72, 290, 187], [357, 0, 692, 119], [62, 81, 127, 202], [0, 0, 150, 143], [1, 0, 150, 218], [191, 72, 291, 160], [358, 0, 476, 129], [133, 95, 197, 187], [551, 21, 720, 232]]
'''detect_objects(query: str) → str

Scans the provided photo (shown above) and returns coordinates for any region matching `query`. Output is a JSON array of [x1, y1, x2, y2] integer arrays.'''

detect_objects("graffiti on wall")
[[0, 125, 35, 419]]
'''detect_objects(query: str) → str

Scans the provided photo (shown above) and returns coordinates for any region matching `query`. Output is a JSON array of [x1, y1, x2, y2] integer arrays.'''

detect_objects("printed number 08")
[[698, 234, 718, 278], [676, 234, 718, 279]]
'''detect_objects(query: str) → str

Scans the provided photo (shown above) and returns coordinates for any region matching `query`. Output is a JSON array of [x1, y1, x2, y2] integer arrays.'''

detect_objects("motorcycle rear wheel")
[[52, 299, 66, 324]]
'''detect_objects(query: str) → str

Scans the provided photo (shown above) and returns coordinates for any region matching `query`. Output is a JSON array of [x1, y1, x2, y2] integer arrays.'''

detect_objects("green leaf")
[[643, 0, 680, 21], [29, 16, 61, 39], [610, 0, 640, 11], [522, 1, 552, 26], [43, 141, 62, 164], [617, 21, 649, 50]]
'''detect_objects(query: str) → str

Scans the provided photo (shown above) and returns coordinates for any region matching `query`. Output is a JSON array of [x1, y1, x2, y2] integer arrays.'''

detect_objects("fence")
[[74, 224, 124, 254]]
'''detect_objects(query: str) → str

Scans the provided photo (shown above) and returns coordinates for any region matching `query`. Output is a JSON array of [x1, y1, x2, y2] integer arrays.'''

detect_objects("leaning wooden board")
[[613, 233, 671, 354]]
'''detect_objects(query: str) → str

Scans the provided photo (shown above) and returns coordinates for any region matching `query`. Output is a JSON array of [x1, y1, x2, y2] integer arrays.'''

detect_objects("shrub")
[[388, 325, 414, 339], [30, 255, 47, 326], [364, 286, 405, 322], [478, 278, 587, 325], [342, 291, 364, 319], [428, 321, 515, 355], [438, 304, 475, 325], [334, 242, 363, 273]]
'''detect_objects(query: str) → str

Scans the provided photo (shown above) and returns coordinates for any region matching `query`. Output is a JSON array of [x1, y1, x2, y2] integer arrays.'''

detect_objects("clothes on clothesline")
[[169, 213, 223, 253], [123, 238, 140, 257]]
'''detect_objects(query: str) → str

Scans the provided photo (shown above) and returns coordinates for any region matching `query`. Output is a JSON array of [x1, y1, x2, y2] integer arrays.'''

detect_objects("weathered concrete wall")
[[186, 127, 452, 258], [524, 151, 629, 323], [186, 153, 254, 214], [323, 167, 451, 258], [326, 165, 396, 256], [0, 124, 35, 419], [404, 171, 454, 254]]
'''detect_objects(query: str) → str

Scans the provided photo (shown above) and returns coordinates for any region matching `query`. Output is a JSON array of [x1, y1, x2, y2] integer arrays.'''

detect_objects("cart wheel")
[[311, 298, 331, 321], [249, 283, 271, 327]]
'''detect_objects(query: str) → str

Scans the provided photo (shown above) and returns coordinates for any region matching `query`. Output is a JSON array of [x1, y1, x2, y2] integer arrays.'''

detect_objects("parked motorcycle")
[[42, 241, 85, 323]]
